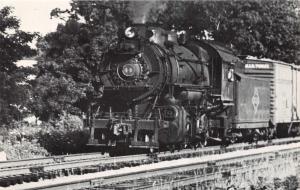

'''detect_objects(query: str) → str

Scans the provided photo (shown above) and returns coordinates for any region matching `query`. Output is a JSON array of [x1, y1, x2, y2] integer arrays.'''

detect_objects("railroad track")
[[2, 136, 300, 189], [5, 138, 300, 190], [0, 152, 108, 170], [95, 142, 300, 190], [0, 152, 108, 186]]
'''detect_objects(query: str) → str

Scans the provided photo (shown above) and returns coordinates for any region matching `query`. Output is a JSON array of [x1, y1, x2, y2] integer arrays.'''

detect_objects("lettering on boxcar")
[[245, 63, 270, 69]]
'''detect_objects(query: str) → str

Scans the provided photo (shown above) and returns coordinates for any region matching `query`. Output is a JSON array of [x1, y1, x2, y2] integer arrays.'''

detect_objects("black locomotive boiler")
[[86, 24, 300, 153]]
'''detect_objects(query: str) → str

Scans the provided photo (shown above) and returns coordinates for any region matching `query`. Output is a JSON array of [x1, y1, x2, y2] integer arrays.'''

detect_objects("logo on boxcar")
[[252, 88, 260, 114]]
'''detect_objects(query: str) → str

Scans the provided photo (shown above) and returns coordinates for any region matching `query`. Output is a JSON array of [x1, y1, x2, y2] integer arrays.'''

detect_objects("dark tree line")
[[152, 0, 300, 63], [0, 1, 299, 127], [30, 1, 131, 121], [0, 6, 37, 126]]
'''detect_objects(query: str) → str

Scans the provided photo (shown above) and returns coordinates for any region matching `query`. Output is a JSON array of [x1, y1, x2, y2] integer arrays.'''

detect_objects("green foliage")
[[1, 140, 48, 160], [31, 1, 131, 121], [0, 7, 37, 72], [0, 115, 89, 158], [153, 0, 300, 64], [0, 6, 37, 127], [0, 121, 48, 160], [37, 113, 89, 155], [273, 177, 282, 189], [37, 129, 89, 155], [249, 176, 299, 189], [283, 176, 298, 190]]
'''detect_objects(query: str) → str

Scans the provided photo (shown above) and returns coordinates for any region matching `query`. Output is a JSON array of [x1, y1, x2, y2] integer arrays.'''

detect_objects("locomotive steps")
[[1, 136, 300, 189]]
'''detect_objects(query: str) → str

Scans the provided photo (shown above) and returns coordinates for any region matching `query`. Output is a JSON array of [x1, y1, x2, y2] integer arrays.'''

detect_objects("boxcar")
[[244, 58, 300, 135]]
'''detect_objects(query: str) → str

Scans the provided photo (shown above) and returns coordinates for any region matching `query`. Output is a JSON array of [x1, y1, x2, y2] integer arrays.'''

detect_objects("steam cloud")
[[129, 1, 165, 24]]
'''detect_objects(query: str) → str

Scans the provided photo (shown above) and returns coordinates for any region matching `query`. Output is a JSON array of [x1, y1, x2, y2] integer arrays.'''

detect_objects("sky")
[[0, 0, 71, 66], [0, 0, 71, 36]]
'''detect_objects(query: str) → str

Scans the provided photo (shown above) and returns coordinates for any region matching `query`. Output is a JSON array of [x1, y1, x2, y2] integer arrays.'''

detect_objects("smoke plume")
[[129, 1, 165, 24]]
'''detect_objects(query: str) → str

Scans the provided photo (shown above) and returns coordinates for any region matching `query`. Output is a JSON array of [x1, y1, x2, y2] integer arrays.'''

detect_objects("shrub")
[[0, 121, 48, 160], [0, 113, 89, 159], [37, 113, 90, 155], [37, 128, 89, 155], [283, 176, 298, 190], [0, 139, 48, 160], [273, 177, 282, 189]]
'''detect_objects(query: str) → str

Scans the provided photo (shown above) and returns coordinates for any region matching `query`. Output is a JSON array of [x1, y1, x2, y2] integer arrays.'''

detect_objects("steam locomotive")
[[86, 24, 300, 154]]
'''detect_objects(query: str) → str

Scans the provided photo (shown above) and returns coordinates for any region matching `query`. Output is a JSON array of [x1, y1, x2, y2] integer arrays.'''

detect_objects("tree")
[[31, 1, 131, 121], [0, 7, 37, 127], [153, 0, 300, 64]]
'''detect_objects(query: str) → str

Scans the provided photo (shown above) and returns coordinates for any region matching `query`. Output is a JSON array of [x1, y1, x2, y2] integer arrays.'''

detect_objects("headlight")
[[122, 64, 135, 77], [124, 27, 136, 38]]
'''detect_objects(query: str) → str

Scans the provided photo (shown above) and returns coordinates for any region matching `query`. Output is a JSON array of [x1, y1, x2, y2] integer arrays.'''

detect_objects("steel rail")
[[1, 136, 300, 187], [8, 141, 300, 190], [0, 154, 146, 178], [156, 136, 300, 159], [0, 152, 107, 170], [2, 136, 299, 171]]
